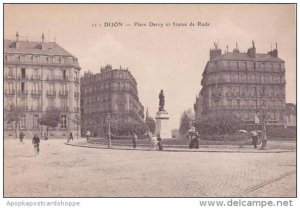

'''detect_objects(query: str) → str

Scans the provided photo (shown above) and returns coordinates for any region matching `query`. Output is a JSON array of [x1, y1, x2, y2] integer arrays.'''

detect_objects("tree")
[[145, 116, 156, 134], [5, 105, 25, 139], [110, 120, 147, 136], [38, 107, 61, 136], [179, 109, 195, 135], [195, 113, 245, 136]]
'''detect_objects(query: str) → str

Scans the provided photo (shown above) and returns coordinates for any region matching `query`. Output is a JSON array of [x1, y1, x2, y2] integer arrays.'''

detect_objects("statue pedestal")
[[154, 110, 172, 139]]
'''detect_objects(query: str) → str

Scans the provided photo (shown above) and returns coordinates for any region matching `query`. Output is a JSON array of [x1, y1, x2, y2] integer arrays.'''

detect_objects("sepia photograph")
[[2, 3, 296, 200]]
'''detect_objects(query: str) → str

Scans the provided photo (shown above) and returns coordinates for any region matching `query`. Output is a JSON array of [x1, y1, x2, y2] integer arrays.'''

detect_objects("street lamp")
[[260, 110, 268, 150], [107, 113, 111, 148]]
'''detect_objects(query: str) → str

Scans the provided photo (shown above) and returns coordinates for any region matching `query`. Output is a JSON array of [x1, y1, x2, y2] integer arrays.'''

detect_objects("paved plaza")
[[4, 139, 296, 197]]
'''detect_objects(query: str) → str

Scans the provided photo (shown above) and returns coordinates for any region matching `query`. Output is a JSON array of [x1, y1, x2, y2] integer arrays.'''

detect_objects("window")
[[253, 62, 256, 70], [48, 98, 55, 107], [34, 68, 39, 79], [48, 69, 54, 79], [62, 69, 66, 80], [61, 98, 67, 108], [262, 86, 266, 95], [253, 87, 257, 95], [7, 82, 13, 92], [61, 115, 67, 128], [33, 82, 39, 92], [21, 68, 26, 78], [20, 115, 26, 129], [8, 67, 14, 77], [6, 121, 14, 129], [33, 115, 39, 129], [21, 82, 25, 93], [33, 55, 39, 62], [236, 62, 239, 69], [75, 71, 78, 80]]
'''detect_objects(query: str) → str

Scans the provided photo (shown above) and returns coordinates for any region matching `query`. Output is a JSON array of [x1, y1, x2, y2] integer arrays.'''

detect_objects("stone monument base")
[[154, 110, 172, 139]]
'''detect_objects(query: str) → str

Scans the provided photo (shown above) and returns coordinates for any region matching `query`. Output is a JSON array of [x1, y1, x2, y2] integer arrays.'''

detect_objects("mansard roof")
[[4, 40, 76, 57], [211, 52, 284, 62]]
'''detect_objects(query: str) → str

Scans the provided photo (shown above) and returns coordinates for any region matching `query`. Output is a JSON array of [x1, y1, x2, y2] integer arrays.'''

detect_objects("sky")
[[4, 4, 296, 130]]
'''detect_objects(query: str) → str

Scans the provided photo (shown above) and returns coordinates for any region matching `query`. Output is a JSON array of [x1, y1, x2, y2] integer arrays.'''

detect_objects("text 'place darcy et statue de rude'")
[[154, 90, 172, 139]]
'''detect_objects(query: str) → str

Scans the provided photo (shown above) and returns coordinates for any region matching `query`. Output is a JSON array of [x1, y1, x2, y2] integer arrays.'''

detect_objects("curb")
[[64, 143, 295, 153]]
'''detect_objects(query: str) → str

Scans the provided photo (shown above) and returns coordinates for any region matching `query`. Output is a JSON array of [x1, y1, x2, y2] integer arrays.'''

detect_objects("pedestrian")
[[68, 132, 73, 143], [251, 131, 258, 149], [32, 133, 40, 156], [86, 130, 91, 141], [194, 132, 200, 149], [132, 133, 137, 149], [19, 131, 25, 144], [43, 132, 48, 141], [157, 134, 163, 151]]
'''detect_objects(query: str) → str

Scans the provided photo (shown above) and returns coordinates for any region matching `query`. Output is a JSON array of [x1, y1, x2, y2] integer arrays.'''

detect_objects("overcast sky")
[[4, 4, 296, 130]]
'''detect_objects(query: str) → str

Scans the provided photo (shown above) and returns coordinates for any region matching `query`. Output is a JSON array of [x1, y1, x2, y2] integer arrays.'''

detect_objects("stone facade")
[[285, 103, 296, 127], [4, 33, 81, 138], [195, 42, 286, 125], [80, 65, 144, 136]]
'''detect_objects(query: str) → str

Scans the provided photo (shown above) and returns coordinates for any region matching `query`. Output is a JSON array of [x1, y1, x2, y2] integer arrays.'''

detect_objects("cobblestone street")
[[4, 139, 296, 197]]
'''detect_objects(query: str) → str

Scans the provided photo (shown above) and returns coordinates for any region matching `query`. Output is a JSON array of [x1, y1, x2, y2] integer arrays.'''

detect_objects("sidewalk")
[[65, 138, 295, 153]]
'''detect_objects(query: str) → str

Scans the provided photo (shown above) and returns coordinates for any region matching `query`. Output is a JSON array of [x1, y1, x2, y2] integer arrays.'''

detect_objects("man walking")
[[32, 133, 40, 156], [251, 131, 258, 149], [19, 131, 25, 144], [157, 134, 163, 151], [132, 133, 137, 149]]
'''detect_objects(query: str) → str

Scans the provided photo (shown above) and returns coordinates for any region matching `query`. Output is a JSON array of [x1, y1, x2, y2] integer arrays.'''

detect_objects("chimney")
[[268, 42, 278, 58], [233, 42, 240, 54], [15, 32, 20, 49], [210, 42, 222, 60], [41, 33, 46, 50], [247, 40, 256, 58]]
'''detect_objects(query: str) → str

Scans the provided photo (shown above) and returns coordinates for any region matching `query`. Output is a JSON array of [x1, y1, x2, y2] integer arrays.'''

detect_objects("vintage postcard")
[[2, 3, 296, 203]]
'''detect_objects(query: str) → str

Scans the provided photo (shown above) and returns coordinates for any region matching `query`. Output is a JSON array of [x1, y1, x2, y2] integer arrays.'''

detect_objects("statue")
[[159, 90, 165, 111], [252, 40, 255, 48]]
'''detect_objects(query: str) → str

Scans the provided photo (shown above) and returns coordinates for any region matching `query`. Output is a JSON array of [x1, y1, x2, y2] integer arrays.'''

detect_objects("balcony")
[[17, 90, 28, 97], [47, 75, 69, 82], [60, 106, 69, 112], [17, 74, 29, 80], [4, 89, 15, 96], [46, 90, 56, 97], [31, 106, 43, 111], [31, 74, 42, 80], [19, 105, 29, 111], [226, 92, 234, 97], [31, 90, 42, 97], [5, 59, 80, 69], [59, 90, 69, 97], [4, 74, 16, 79]]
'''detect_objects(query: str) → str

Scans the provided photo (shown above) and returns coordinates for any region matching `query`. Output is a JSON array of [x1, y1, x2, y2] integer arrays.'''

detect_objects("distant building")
[[195, 41, 286, 126], [4, 32, 81, 138], [80, 65, 144, 136], [285, 103, 296, 127]]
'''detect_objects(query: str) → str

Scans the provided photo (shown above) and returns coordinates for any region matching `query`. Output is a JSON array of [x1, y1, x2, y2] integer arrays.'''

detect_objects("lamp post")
[[107, 113, 111, 148], [260, 110, 268, 150]]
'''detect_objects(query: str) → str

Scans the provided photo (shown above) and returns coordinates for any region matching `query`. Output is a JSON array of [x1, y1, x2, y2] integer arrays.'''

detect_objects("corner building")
[[195, 42, 286, 126], [4, 33, 81, 138], [81, 65, 144, 136]]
